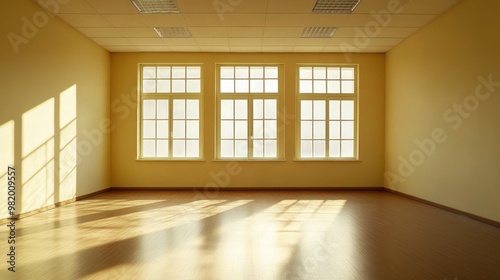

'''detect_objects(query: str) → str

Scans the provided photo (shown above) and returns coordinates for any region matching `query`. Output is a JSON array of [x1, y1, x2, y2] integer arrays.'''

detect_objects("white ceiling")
[[32, 0, 461, 53]]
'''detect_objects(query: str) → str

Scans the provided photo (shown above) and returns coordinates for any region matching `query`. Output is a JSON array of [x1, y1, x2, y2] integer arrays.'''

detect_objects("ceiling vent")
[[130, 0, 180, 14], [300, 27, 337, 38], [312, 0, 362, 14], [154, 27, 192, 38]]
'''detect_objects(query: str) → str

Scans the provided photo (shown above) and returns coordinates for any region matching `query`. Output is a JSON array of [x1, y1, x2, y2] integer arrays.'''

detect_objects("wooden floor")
[[1, 190, 499, 280]]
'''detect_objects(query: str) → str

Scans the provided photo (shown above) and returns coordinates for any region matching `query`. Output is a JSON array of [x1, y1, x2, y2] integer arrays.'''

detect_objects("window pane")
[[143, 140, 155, 157], [301, 121, 312, 139], [327, 67, 340, 79], [157, 100, 169, 119], [157, 120, 169, 138], [172, 80, 186, 93], [157, 140, 168, 157], [187, 67, 200, 78], [221, 140, 234, 157], [265, 67, 278, 78], [313, 140, 325, 157], [265, 140, 277, 157], [173, 120, 185, 138], [342, 121, 354, 139], [234, 140, 247, 157], [329, 140, 341, 157], [330, 121, 341, 139], [299, 67, 312, 79], [313, 67, 326, 79], [250, 80, 264, 93], [341, 68, 355, 79], [186, 140, 199, 157], [300, 80, 313, 93], [301, 100, 313, 120], [341, 101, 354, 120], [235, 66, 249, 78], [221, 100, 234, 119], [157, 66, 170, 78], [327, 80, 340, 94], [234, 100, 247, 119], [143, 80, 156, 93], [253, 140, 264, 157], [313, 121, 325, 139], [143, 67, 156, 79], [264, 99, 277, 119], [187, 120, 199, 138], [313, 100, 325, 120], [173, 100, 185, 119], [221, 80, 234, 93], [234, 120, 247, 139], [143, 120, 156, 138], [301, 140, 313, 157], [173, 140, 185, 157], [186, 100, 199, 119], [221, 66, 234, 78], [265, 120, 277, 138], [265, 79, 278, 93], [143, 100, 156, 119], [253, 120, 264, 138], [253, 99, 264, 119], [250, 66, 264, 78], [187, 80, 200, 93], [235, 79, 249, 93], [157, 80, 170, 93], [329, 101, 341, 120], [314, 80, 326, 94], [341, 140, 354, 157], [172, 67, 185, 78], [221, 120, 234, 139], [342, 80, 355, 94]]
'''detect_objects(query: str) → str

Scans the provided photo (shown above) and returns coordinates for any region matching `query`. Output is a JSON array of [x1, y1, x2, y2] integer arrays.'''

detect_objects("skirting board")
[[110, 186, 384, 191]]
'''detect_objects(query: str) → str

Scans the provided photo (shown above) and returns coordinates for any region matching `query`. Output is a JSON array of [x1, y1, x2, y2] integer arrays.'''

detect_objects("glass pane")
[[234, 140, 247, 157], [313, 67, 326, 79], [186, 140, 199, 157], [172, 80, 186, 93], [173, 120, 185, 138], [265, 79, 278, 93], [143, 100, 156, 119], [157, 80, 170, 93], [265, 140, 277, 157], [220, 66, 234, 78], [157, 120, 169, 138], [301, 121, 312, 140], [234, 100, 247, 119], [173, 140, 185, 157], [313, 100, 325, 120], [341, 101, 354, 120], [221, 120, 234, 139], [235, 66, 249, 78], [341, 67, 355, 79], [143, 67, 156, 79], [342, 121, 354, 139], [143, 80, 156, 93], [172, 67, 185, 78], [220, 100, 234, 119], [329, 140, 341, 157], [220, 140, 234, 157], [253, 99, 263, 119], [265, 120, 277, 138], [299, 67, 312, 79], [301, 140, 312, 157], [250, 66, 264, 78], [264, 99, 277, 119], [143, 120, 156, 138], [187, 120, 199, 138], [300, 80, 312, 93], [253, 140, 264, 157], [221, 80, 234, 93], [250, 79, 264, 93], [157, 100, 168, 119], [313, 121, 325, 139], [342, 80, 355, 94], [313, 140, 325, 158], [187, 80, 200, 93], [327, 80, 341, 94], [330, 121, 341, 140], [186, 100, 199, 119], [173, 100, 185, 119], [313, 80, 326, 94], [265, 67, 278, 78], [301, 100, 313, 120], [327, 67, 340, 79], [234, 120, 247, 139], [341, 140, 354, 157], [329, 101, 340, 120], [157, 140, 168, 157], [157, 66, 170, 78], [253, 120, 264, 139], [187, 66, 200, 78], [142, 140, 155, 157], [235, 79, 249, 93]]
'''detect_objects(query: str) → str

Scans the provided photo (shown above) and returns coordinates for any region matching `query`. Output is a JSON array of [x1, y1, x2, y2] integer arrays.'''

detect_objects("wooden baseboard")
[[384, 188, 500, 228], [0, 188, 111, 224], [110, 186, 385, 191]]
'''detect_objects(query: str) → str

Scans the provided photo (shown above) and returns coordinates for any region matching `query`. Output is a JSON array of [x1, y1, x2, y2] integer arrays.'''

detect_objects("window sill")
[[136, 158, 206, 162]]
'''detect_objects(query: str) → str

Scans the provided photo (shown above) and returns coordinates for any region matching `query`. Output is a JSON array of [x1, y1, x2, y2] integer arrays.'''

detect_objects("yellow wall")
[[0, 0, 110, 219], [111, 53, 385, 188], [386, 0, 500, 222]]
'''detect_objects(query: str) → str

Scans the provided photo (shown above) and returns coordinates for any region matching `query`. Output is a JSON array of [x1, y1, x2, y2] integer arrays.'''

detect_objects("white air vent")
[[312, 0, 362, 14], [300, 27, 337, 38], [130, 0, 179, 14], [154, 27, 192, 38]]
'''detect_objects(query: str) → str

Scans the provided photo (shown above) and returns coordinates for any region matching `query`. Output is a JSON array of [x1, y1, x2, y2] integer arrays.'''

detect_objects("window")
[[297, 66, 357, 159], [139, 65, 202, 159], [216, 65, 284, 159]]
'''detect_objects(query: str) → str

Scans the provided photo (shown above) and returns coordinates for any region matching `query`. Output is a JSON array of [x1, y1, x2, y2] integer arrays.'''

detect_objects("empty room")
[[1, 0, 499, 279]]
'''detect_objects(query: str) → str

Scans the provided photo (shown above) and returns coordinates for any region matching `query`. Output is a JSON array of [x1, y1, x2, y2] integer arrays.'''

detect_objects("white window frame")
[[137, 64, 203, 160], [296, 65, 358, 160]]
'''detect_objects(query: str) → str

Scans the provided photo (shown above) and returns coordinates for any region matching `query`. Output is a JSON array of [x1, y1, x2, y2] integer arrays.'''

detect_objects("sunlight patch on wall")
[[59, 85, 77, 201]]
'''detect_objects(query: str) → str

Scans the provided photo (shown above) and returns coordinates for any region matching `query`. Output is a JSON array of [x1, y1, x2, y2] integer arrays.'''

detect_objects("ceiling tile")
[[267, 0, 316, 13], [263, 27, 303, 38], [77, 28, 123, 38], [92, 37, 133, 46], [222, 14, 266, 26], [190, 27, 227, 38], [399, 0, 461, 15], [228, 38, 263, 46], [293, 46, 326, 52], [119, 28, 158, 38], [334, 27, 419, 38], [103, 15, 150, 27], [227, 27, 264, 38], [385, 15, 436, 27], [57, 14, 112, 28], [183, 14, 225, 26], [261, 45, 295, 52], [196, 38, 229, 46], [262, 38, 298, 46], [86, 0, 139, 14], [142, 14, 186, 26], [354, 0, 411, 14], [33, 0, 97, 14], [199, 46, 231, 52], [230, 46, 263, 52], [136, 46, 172, 52], [296, 38, 330, 46], [167, 45, 201, 52], [163, 38, 198, 46], [128, 38, 166, 46], [101, 45, 138, 52]]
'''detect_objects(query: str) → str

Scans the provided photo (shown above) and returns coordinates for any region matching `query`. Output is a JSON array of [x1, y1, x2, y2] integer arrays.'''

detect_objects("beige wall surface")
[[386, 0, 500, 222], [111, 52, 385, 189], [0, 0, 110, 219]]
